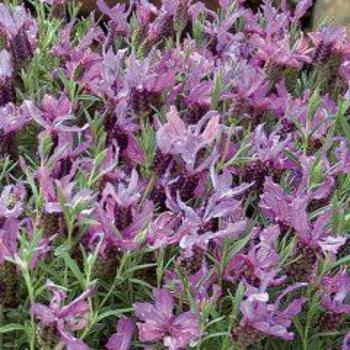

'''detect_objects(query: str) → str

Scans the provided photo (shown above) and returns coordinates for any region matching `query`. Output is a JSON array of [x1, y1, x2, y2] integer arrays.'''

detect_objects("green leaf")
[[93, 149, 107, 168], [336, 99, 350, 146], [308, 87, 321, 120], [56, 249, 85, 287], [310, 156, 324, 189], [0, 324, 25, 333], [96, 308, 134, 322], [211, 72, 223, 110], [231, 282, 245, 324]]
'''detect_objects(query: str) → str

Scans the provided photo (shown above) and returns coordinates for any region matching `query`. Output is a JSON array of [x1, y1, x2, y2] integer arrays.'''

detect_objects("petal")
[[30, 303, 56, 326], [106, 317, 134, 350]]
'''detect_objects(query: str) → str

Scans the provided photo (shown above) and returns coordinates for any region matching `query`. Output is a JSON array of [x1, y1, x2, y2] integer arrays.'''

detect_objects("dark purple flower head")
[[134, 288, 201, 349], [106, 316, 134, 350], [31, 281, 94, 350], [135, 0, 158, 26], [320, 268, 350, 315], [239, 283, 307, 340], [309, 26, 348, 60], [0, 4, 37, 47]]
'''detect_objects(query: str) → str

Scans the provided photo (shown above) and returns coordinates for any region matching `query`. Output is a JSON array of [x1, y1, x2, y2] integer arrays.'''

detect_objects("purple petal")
[[106, 317, 134, 350], [31, 303, 56, 326]]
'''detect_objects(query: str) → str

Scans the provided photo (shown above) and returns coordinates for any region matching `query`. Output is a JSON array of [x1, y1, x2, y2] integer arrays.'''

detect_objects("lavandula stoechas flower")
[[0, 184, 25, 306], [134, 288, 201, 350], [31, 281, 94, 350], [231, 283, 307, 348], [318, 268, 350, 331], [0, 4, 37, 66]]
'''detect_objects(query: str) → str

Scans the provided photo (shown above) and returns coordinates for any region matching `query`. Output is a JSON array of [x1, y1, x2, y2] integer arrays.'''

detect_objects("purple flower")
[[251, 124, 293, 169], [134, 289, 201, 349], [0, 49, 15, 106], [135, 0, 158, 26], [156, 106, 220, 173], [126, 54, 176, 115], [106, 317, 134, 350], [0, 4, 37, 63], [97, 0, 131, 36], [239, 283, 307, 340], [23, 94, 79, 135], [0, 103, 29, 145], [320, 268, 350, 315], [87, 169, 154, 252], [146, 211, 182, 249], [164, 168, 249, 257], [309, 26, 348, 61], [31, 281, 94, 350], [167, 262, 222, 308], [224, 225, 285, 288], [290, 206, 346, 255], [260, 176, 292, 225], [293, 0, 313, 21], [0, 184, 25, 263], [344, 332, 350, 350], [250, 32, 311, 68]]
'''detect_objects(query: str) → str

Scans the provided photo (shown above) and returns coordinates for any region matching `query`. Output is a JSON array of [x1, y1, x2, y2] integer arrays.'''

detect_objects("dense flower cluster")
[[0, 0, 350, 349]]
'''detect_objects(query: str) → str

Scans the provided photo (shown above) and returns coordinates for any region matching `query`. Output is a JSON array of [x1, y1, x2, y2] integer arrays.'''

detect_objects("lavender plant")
[[0, 0, 350, 349]]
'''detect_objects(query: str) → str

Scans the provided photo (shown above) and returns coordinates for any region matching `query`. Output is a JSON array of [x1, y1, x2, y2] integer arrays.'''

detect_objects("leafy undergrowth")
[[0, 0, 350, 349]]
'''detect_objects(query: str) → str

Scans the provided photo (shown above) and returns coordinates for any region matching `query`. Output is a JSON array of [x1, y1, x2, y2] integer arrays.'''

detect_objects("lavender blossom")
[[134, 288, 201, 349], [0, 4, 37, 64], [31, 281, 94, 350], [232, 283, 307, 347]]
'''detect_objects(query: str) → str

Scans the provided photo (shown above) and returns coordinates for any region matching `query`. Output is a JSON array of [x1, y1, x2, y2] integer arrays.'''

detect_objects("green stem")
[[23, 265, 35, 350]]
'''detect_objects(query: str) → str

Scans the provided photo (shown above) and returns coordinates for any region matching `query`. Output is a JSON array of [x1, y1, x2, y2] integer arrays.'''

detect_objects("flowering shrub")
[[0, 0, 350, 349]]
